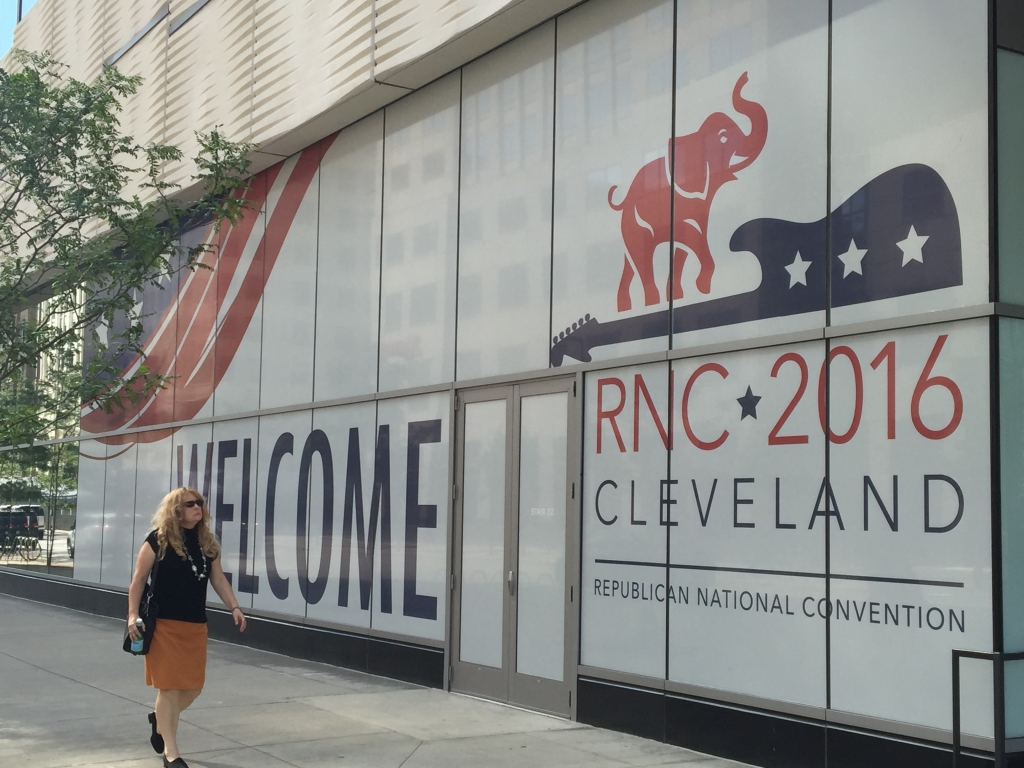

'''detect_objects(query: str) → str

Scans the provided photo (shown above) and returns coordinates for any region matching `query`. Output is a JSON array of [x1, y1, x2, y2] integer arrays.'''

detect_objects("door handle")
[[508, 570, 514, 596]]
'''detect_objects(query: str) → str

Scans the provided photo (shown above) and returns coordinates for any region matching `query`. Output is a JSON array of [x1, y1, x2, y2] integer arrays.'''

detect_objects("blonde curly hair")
[[151, 487, 221, 561]]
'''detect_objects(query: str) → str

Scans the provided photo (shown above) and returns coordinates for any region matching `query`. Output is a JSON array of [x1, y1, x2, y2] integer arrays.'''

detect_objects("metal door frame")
[[448, 375, 581, 718], [508, 376, 579, 716], [449, 385, 514, 702]]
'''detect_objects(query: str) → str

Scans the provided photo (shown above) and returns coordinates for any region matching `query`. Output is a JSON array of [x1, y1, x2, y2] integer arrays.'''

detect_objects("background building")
[[2, 1, 1023, 766], [0, 0, 37, 56]]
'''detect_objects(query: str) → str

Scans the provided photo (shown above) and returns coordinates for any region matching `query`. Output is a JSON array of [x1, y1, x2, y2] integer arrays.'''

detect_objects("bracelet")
[[230, 606, 242, 613]]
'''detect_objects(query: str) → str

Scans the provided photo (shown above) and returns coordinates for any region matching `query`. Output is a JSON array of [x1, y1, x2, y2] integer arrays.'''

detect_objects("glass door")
[[450, 388, 512, 701], [450, 378, 578, 716]]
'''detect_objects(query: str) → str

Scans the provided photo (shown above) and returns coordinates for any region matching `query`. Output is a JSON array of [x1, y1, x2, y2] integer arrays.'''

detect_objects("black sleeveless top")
[[145, 527, 216, 623]]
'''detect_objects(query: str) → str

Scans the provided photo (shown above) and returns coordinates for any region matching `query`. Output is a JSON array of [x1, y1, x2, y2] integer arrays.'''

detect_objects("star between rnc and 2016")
[[737, 386, 761, 420]]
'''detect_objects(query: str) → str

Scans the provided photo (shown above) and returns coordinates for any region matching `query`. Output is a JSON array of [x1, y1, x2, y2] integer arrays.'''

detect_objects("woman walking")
[[127, 487, 246, 767]]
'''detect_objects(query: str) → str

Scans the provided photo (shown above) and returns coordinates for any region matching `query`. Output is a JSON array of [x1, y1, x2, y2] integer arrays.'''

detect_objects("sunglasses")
[[183, 499, 204, 508]]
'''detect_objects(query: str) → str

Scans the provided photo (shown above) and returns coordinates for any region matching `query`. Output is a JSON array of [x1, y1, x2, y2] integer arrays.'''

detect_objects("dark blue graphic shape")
[[737, 386, 761, 420], [550, 164, 961, 366], [830, 164, 962, 305], [404, 419, 442, 621]]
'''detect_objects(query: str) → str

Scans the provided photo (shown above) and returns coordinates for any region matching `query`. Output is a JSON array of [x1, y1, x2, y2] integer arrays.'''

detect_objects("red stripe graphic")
[[82, 139, 331, 447]]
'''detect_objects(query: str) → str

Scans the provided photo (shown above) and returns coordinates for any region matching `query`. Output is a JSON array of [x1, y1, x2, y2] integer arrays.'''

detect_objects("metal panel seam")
[[169, 0, 212, 35], [104, 3, 169, 66]]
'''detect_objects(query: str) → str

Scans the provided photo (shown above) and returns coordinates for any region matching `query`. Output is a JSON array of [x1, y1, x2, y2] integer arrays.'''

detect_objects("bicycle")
[[0, 532, 18, 560], [18, 535, 40, 561]]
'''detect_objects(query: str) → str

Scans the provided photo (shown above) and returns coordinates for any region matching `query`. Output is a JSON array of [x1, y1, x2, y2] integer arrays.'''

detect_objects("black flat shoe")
[[148, 712, 164, 754], [162, 756, 189, 767]]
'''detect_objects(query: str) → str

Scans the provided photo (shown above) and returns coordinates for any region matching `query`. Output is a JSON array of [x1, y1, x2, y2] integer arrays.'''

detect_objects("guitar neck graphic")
[[550, 311, 671, 366]]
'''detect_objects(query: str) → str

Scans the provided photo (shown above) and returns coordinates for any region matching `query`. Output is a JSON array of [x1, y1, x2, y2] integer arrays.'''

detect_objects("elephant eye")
[[718, 130, 728, 143]]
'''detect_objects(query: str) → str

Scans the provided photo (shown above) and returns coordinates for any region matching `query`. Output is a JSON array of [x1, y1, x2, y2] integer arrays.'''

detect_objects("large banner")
[[582, 319, 992, 734], [551, 0, 987, 366], [70, 103, 457, 642], [74, 393, 451, 643]]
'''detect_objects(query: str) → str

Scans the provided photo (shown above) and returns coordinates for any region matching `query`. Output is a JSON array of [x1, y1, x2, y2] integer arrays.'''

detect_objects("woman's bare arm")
[[209, 557, 246, 632]]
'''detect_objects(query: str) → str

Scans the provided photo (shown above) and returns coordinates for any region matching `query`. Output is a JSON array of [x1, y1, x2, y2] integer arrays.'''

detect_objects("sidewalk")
[[0, 593, 750, 768]]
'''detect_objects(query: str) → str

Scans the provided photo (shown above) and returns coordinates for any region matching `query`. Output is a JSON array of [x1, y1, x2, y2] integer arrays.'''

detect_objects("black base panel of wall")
[[578, 677, 1000, 768], [0, 568, 126, 618], [205, 611, 444, 689], [666, 693, 826, 768], [825, 726, 993, 768], [0, 569, 444, 689], [577, 677, 666, 742]]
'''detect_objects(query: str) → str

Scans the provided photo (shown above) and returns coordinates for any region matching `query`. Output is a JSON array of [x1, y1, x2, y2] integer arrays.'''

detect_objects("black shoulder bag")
[[123, 545, 161, 655]]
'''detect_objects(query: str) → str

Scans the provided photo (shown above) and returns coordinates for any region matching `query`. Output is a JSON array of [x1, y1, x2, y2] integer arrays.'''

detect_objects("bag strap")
[[148, 531, 161, 588], [138, 534, 161, 618]]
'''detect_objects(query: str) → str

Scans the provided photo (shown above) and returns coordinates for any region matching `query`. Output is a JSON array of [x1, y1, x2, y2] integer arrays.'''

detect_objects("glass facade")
[[457, 24, 555, 380], [380, 75, 461, 392], [1001, 318, 1024, 738], [1000, 49, 1024, 304]]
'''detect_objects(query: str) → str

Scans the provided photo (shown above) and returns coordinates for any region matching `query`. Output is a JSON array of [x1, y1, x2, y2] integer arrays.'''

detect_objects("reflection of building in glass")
[[4, 1, 1024, 766]]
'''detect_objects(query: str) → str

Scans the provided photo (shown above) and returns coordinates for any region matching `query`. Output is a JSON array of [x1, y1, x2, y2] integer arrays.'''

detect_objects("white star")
[[896, 225, 928, 267], [95, 323, 108, 346], [132, 294, 145, 323], [785, 251, 811, 288], [837, 239, 868, 278]]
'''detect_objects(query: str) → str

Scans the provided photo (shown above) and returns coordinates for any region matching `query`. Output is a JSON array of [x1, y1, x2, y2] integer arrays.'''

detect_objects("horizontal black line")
[[593, 558, 964, 589], [827, 573, 965, 588]]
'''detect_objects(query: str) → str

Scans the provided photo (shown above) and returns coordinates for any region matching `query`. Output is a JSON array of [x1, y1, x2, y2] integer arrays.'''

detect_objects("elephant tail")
[[607, 185, 625, 211]]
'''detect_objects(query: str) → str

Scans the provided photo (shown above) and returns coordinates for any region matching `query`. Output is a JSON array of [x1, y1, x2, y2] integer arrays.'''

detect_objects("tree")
[[0, 51, 252, 448]]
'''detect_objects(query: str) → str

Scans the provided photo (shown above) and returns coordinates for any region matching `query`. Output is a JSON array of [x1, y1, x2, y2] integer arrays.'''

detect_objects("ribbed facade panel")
[[164, 0, 254, 189], [50, 0, 107, 83], [250, 0, 374, 147], [11, 0, 53, 62], [373, 0, 515, 79], [5, 0, 562, 194], [104, 0, 165, 60], [112, 15, 168, 203]]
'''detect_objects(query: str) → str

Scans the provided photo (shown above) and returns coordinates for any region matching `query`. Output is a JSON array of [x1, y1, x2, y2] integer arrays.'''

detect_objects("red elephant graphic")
[[608, 72, 768, 311]]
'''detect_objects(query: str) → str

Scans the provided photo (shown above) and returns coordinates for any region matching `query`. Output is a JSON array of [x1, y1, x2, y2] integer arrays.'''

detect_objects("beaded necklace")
[[183, 536, 208, 581]]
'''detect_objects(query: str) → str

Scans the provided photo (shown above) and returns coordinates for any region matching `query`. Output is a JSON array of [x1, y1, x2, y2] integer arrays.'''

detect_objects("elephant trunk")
[[729, 72, 768, 173]]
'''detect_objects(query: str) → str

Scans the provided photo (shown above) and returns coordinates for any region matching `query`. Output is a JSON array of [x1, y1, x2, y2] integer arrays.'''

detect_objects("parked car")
[[0, 507, 32, 539], [67, 521, 75, 559], [14, 505, 44, 539], [0, 506, 11, 539]]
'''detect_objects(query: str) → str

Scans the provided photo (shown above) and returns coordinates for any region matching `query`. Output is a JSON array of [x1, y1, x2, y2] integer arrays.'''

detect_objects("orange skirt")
[[144, 619, 208, 690]]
